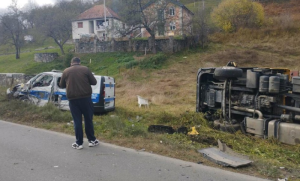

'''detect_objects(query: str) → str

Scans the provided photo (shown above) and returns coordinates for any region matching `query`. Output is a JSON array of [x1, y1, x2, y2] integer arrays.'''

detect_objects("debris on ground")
[[198, 140, 252, 168], [147, 125, 188, 134], [148, 125, 175, 134], [188, 126, 199, 135]]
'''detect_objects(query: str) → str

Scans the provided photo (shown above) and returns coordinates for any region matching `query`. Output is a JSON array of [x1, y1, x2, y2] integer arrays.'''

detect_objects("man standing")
[[60, 57, 99, 150]]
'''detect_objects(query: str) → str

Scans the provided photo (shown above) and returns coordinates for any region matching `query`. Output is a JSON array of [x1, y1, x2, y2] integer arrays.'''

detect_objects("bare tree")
[[0, 0, 27, 59], [31, 1, 92, 54], [116, 0, 174, 54], [192, 0, 208, 48]]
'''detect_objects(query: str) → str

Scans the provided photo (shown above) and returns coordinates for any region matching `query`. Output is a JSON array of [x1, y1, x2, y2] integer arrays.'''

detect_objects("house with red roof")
[[72, 4, 123, 41]]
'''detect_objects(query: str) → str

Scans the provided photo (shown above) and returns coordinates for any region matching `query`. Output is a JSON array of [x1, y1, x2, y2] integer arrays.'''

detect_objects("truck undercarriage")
[[196, 62, 300, 145]]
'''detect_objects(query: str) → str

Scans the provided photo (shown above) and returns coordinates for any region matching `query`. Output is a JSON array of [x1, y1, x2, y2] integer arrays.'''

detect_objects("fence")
[[0, 73, 33, 87], [75, 36, 199, 54]]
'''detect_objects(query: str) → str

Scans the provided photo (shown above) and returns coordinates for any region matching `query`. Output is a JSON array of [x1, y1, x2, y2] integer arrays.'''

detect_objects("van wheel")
[[19, 96, 31, 104], [213, 67, 243, 80]]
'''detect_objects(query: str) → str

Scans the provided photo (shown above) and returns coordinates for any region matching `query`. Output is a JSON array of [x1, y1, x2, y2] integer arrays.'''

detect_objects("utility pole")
[[104, 0, 107, 41]]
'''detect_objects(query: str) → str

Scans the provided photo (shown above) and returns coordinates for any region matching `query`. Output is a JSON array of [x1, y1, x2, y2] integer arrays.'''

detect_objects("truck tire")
[[213, 120, 221, 129], [213, 67, 243, 80], [219, 123, 240, 133]]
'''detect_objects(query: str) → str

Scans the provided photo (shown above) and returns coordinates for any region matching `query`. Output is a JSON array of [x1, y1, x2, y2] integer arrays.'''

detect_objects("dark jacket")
[[59, 64, 97, 100]]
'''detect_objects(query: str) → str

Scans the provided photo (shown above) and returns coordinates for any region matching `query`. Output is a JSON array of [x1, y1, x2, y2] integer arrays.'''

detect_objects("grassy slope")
[[1, 0, 300, 180]]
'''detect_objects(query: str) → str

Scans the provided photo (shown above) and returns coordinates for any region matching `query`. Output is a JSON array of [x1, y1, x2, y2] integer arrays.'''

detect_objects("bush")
[[211, 0, 265, 32]]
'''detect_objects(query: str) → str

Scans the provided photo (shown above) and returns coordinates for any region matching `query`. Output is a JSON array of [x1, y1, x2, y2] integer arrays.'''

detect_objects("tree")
[[192, 0, 209, 48], [116, 0, 173, 54], [30, 1, 92, 55], [0, 0, 27, 59], [211, 0, 264, 32], [22, 0, 39, 29]]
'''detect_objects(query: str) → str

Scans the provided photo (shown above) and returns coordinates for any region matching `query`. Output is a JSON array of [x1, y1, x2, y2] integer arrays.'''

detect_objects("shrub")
[[211, 0, 265, 32]]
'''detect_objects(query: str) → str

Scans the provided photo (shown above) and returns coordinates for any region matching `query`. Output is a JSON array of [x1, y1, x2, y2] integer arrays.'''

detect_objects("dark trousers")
[[69, 97, 96, 145]]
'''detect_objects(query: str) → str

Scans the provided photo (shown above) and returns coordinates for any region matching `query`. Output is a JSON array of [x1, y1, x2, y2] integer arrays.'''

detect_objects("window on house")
[[170, 22, 176, 30], [169, 7, 175, 16], [78, 22, 83, 28]]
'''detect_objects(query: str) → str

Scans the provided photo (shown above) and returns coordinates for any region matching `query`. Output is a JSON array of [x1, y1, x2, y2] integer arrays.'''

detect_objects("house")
[[140, 0, 194, 38], [24, 35, 33, 42], [72, 5, 124, 41]]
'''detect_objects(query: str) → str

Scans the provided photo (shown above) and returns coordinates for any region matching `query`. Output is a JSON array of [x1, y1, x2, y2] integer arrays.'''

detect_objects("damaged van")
[[7, 71, 115, 114]]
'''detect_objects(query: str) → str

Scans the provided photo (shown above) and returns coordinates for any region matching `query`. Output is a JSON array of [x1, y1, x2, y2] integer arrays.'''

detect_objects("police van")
[[7, 71, 115, 114]]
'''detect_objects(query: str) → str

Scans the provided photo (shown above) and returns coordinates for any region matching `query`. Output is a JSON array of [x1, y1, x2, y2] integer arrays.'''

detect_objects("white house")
[[24, 35, 33, 42], [72, 4, 124, 41]]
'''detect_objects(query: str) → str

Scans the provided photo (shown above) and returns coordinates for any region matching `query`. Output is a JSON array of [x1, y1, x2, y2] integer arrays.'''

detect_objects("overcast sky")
[[0, 0, 55, 9]]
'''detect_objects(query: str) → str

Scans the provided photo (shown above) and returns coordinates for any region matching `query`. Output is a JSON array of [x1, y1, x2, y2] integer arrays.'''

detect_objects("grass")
[[1, 86, 300, 180], [1, 1, 300, 180]]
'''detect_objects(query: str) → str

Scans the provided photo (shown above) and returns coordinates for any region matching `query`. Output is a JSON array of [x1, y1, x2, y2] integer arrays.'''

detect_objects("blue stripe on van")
[[29, 90, 50, 100], [54, 92, 68, 100], [104, 97, 115, 102], [105, 84, 114, 88], [91, 93, 100, 102]]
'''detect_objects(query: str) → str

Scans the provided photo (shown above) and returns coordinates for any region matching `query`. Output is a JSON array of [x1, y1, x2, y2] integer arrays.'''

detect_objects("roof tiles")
[[75, 5, 120, 21]]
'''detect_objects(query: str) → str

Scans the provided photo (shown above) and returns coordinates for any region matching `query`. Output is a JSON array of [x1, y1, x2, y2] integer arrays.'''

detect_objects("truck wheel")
[[220, 123, 240, 133], [213, 67, 243, 80], [213, 120, 221, 129]]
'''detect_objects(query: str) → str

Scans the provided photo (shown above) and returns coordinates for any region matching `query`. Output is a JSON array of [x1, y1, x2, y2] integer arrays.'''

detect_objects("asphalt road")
[[0, 120, 269, 181]]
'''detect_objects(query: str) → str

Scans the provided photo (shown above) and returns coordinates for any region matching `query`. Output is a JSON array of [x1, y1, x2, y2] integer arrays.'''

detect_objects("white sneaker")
[[88, 139, 99, 147], [72, 143, 83, 150]]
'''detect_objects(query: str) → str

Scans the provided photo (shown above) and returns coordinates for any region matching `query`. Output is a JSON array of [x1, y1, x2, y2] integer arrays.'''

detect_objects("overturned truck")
[[196, 62, 300, 145]]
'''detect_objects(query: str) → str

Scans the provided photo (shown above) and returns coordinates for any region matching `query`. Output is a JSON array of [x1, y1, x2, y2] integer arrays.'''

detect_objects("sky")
[[0, 0, 55, 9]]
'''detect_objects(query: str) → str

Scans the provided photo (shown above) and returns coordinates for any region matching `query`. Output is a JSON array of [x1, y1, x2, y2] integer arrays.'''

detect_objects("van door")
[[53, 75, 69, 111], [91, 76, 101, 104], [92, 76, 115, 113], [28, 73, 53, 106], [103, 76, 115, 112]]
